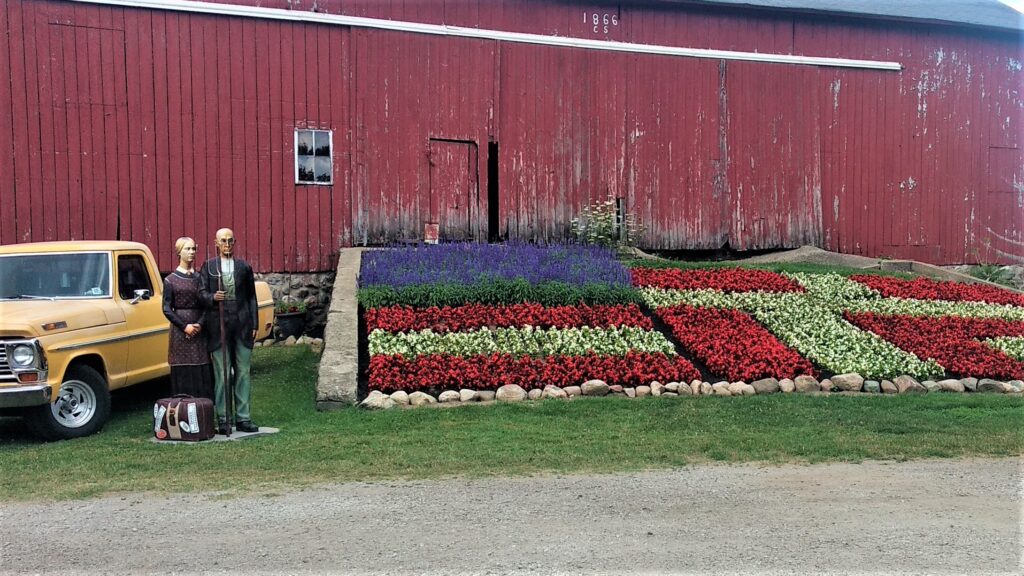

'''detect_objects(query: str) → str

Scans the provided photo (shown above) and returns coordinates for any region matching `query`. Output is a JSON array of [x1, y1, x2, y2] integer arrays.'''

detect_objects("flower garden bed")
[[358, 244, 1024, 408]]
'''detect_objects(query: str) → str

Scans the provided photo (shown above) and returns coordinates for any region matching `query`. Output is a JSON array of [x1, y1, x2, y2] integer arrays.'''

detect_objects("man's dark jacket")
[[198, 257, 258, 351]]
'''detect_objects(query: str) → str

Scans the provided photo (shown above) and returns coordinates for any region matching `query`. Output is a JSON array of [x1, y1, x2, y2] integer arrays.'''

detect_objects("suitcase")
[[154, 395, 216, 441]]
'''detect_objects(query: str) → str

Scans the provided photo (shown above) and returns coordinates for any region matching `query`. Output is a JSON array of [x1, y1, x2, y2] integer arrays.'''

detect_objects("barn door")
[[725, 63, 823, 250], [428, 139, 478, 241]]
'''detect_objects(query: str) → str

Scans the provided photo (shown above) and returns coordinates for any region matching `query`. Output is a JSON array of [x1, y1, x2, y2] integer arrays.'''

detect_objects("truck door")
[[115, 252, 169, 386]]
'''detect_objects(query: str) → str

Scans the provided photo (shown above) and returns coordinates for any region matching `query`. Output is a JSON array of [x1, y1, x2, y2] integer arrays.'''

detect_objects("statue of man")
[[199, 228, 259, 434]]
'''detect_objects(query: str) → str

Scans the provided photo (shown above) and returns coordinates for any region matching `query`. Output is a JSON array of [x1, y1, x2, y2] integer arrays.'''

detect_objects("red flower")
[[657, 305, 817, 381], [631, 267, 804, 293], [845, 312, 1024, 380], [368, 352, 700, 393], [366, 303, 652, 333], [851, 275, 1024, 307]]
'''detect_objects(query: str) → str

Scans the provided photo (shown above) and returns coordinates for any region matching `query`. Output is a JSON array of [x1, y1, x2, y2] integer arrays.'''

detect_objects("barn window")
[[295, 129, 333, 184]]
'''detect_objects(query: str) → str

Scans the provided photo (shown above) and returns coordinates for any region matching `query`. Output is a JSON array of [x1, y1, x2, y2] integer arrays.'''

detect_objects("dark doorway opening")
[[488, 141, 500, 242]]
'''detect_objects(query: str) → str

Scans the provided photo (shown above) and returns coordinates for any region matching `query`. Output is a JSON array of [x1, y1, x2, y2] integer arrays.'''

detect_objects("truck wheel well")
[[65, 354, 107, 384]]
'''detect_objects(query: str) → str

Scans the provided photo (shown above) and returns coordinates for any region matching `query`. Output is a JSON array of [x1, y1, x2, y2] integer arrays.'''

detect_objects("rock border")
[[256, 335, 325, 355], [358, 374, 1024, 409]]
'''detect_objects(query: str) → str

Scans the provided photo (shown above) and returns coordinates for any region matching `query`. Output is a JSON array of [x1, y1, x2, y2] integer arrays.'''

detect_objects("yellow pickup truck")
[[0, 241, 274, 440]]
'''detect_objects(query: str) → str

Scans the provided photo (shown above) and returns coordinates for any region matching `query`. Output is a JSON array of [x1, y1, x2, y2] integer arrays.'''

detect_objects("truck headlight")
[[11, 344, 36, 367]]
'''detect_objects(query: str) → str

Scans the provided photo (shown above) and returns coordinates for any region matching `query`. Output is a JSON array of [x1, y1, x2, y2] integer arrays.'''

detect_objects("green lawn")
[[1, 346, 1021, 502]]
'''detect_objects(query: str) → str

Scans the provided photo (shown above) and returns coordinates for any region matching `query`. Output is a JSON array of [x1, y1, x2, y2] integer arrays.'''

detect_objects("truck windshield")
[[0, 252, 111, 299]]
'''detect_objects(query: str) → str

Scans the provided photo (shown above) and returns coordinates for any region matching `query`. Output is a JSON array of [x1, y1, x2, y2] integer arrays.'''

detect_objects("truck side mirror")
[[130, 289, 151, 305]]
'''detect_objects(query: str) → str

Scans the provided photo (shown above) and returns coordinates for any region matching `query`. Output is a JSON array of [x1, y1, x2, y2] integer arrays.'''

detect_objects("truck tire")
[[27, 365, 111, 441]]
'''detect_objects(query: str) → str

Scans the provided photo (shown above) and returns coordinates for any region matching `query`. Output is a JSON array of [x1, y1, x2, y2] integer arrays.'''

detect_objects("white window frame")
[[295, 129, 334, 185]]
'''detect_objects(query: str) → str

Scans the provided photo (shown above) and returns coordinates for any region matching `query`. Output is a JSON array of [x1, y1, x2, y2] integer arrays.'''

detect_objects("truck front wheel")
[[27, 365, 111, 441]]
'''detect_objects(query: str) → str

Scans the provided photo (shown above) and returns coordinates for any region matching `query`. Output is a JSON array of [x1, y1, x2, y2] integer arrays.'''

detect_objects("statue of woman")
[[162, 237, 214, 398]]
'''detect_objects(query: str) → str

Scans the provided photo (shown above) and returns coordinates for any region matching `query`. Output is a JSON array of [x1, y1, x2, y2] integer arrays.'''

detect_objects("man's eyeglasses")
[[218, 239, 236, 245]]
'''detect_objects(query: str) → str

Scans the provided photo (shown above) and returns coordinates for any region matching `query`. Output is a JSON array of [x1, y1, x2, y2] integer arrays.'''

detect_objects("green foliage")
[[968, 264, 1017, 289], [275, 299, 307, 314], [570, 193, 645, 250], [2, 346, 1021, 501], [358, 279, 642, 308]]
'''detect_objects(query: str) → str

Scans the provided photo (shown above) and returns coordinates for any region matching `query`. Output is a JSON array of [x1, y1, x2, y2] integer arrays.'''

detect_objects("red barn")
[[1, 0, 1021, 272]]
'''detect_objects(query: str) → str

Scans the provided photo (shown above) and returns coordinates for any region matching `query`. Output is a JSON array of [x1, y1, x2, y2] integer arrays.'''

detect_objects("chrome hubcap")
[[51, 380, 97, 428]]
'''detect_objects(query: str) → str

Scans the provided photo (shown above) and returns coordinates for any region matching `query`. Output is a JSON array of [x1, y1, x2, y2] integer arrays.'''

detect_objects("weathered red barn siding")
[[0, 0, 1021, 270]]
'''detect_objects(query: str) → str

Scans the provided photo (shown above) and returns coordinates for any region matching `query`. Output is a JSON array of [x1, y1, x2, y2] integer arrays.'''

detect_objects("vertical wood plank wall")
[[0, 0, 1021, 270]]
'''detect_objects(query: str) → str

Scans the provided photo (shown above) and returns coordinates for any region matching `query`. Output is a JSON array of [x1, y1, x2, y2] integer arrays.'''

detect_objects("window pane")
[[0, 253, 111, 299], [298, 156, 315, 182], [314, 131, 331, 156], [314, 157, 332, 182], [117, 255, 153, 300], [296, 131, 314, 156]]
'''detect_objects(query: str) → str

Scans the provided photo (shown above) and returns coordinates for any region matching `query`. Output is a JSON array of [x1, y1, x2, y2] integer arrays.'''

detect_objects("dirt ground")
[[1, 457, 1020, 575]]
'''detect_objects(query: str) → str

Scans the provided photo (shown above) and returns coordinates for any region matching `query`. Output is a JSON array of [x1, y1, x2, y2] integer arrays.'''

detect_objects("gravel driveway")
[[1, 458, 1020, 575]]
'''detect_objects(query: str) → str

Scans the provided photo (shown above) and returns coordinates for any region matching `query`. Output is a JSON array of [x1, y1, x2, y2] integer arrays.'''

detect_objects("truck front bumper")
[[0, 384, 52, 408]]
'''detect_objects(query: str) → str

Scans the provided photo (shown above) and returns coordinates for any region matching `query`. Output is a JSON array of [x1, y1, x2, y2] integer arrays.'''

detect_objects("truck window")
[[0, 252, 110, 299], [117, 255, 153, 300]]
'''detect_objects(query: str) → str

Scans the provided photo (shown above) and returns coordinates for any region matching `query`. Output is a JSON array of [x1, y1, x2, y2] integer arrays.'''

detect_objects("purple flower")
[[360, 242, 631, 288]]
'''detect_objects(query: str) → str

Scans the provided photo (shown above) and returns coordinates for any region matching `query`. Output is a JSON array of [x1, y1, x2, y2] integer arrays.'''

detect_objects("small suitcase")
[[154, 395, 216, 441]]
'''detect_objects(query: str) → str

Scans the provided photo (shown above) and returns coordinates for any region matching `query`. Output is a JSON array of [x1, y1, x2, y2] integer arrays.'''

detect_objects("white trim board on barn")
[[65, 0, 903, 71]]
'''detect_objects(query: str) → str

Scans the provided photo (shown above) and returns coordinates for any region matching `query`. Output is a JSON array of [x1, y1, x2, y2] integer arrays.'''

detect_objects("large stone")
[[961, 377, 978, 392], [794, 375, 820, 393], [438, 390, 461, 403], [751, 378, 780, 395], [390, 390, 410, 405], [564, 386, 582, 397], [977, 379, 1004, 393], [665, 382, 680, 392], [477, 390, 496, 402], [700, 382, 712, 396], [624, 387, 636, 398], [581, 379, 610, 396], [727, 382, 747, 396], [359, 390, 396, 410], [459, 389, 478, 402], [690, 380, 703, 395], [650, 381, 665, 397], [880, 380, 898, 394], [527, 388, 543, 400], [542, 385, 567, 399], [496, 384, 528, 402], [636, 386, 652, 397], [779, 378, 795, 393], [315, 249, 361, 409], [830, 373, 864, 392], [675, 383, 693, 396], [819, 379, 833, 392], [894, 375, 926, 394], [921, 380, 940, 392], [863, 380, 881, 393], [1009, 380, 1024, 392], [712, 382, 732, 396], [938, 379, 965, 393], [408, 391, 437, 406], [609, 384, 624, 394]]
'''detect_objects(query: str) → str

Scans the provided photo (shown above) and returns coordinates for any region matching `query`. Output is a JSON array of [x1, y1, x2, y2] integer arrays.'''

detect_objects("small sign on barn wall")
[[583, 11, 620, 35], [424, 223, 440, 244]]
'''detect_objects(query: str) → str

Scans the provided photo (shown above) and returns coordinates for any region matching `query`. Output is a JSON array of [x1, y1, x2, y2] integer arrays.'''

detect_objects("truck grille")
[[0, 347, 16, 384]]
